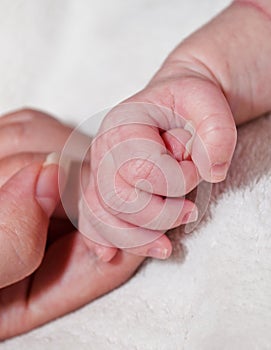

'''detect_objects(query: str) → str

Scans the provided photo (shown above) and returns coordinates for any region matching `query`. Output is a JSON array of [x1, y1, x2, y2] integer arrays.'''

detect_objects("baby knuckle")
[[128, 158, 156, 183], [99, 186, 135, 214]]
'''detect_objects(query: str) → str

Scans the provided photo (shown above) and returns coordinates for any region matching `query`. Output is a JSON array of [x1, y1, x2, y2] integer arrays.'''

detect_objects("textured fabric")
[[1, 0, 271, 349]]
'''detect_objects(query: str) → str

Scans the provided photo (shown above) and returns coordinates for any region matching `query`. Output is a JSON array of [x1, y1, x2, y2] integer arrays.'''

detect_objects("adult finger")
[[0, 108, 91, 160], [0, 152, 45, 187], [0, 158, 61, 288], [0, 234, 145, 339]]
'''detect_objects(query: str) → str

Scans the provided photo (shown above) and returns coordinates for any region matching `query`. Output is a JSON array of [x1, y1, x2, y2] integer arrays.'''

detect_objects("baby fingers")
[[98, 170, 198, 230]]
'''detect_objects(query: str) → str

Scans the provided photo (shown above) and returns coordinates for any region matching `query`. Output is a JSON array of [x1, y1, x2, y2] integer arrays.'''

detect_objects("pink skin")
[[0, 159, 143, 339], [0, 110, 144, 339], [80, 0, 271, 262], [1, 0, 271, 339]]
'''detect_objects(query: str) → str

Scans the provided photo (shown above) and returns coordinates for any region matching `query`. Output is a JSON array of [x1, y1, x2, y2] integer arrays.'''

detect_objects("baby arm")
[[79, 0, 271, 261]]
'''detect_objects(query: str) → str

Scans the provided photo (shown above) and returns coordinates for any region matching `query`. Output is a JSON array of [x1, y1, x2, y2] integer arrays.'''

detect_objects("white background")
[[2, 1, 271, 349]]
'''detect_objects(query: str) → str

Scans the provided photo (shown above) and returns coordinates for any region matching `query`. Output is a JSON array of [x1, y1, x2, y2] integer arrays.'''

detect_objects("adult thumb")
[[0, 157, 61, 288]]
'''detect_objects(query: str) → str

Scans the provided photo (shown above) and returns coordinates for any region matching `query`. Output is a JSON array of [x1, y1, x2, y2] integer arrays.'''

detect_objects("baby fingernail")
[[36, 152, 70, 217], [95, 246, 105, 259], [147, 247, 169, 260], [95, 246, 116, 263], [183, 208, 198, 224], [211, 162, 228, 182]]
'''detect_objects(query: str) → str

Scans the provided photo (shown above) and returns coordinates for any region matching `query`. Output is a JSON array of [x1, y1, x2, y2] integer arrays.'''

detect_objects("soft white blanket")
[[1, 0, 271, 349]]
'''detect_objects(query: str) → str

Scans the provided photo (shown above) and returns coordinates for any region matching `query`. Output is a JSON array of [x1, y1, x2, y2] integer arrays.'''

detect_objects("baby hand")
[[77, 5, 252, 262], [79, 68, 236, 261]]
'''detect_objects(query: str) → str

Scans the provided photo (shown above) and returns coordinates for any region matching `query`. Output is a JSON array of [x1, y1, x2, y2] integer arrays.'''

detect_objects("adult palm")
[[0, 109, 143, 339]]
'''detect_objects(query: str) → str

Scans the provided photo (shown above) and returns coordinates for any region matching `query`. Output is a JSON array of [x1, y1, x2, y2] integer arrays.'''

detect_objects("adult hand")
[[0, 109, 144, 339]]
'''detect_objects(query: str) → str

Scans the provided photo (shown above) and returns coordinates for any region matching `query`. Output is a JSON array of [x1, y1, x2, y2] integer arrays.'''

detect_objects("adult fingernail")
[[211, 162, 228, 182], [183, 208, 198, 224], [43, 152, 71, 179], [36, 152, 70, 216], [147, 247, 169, 260]]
